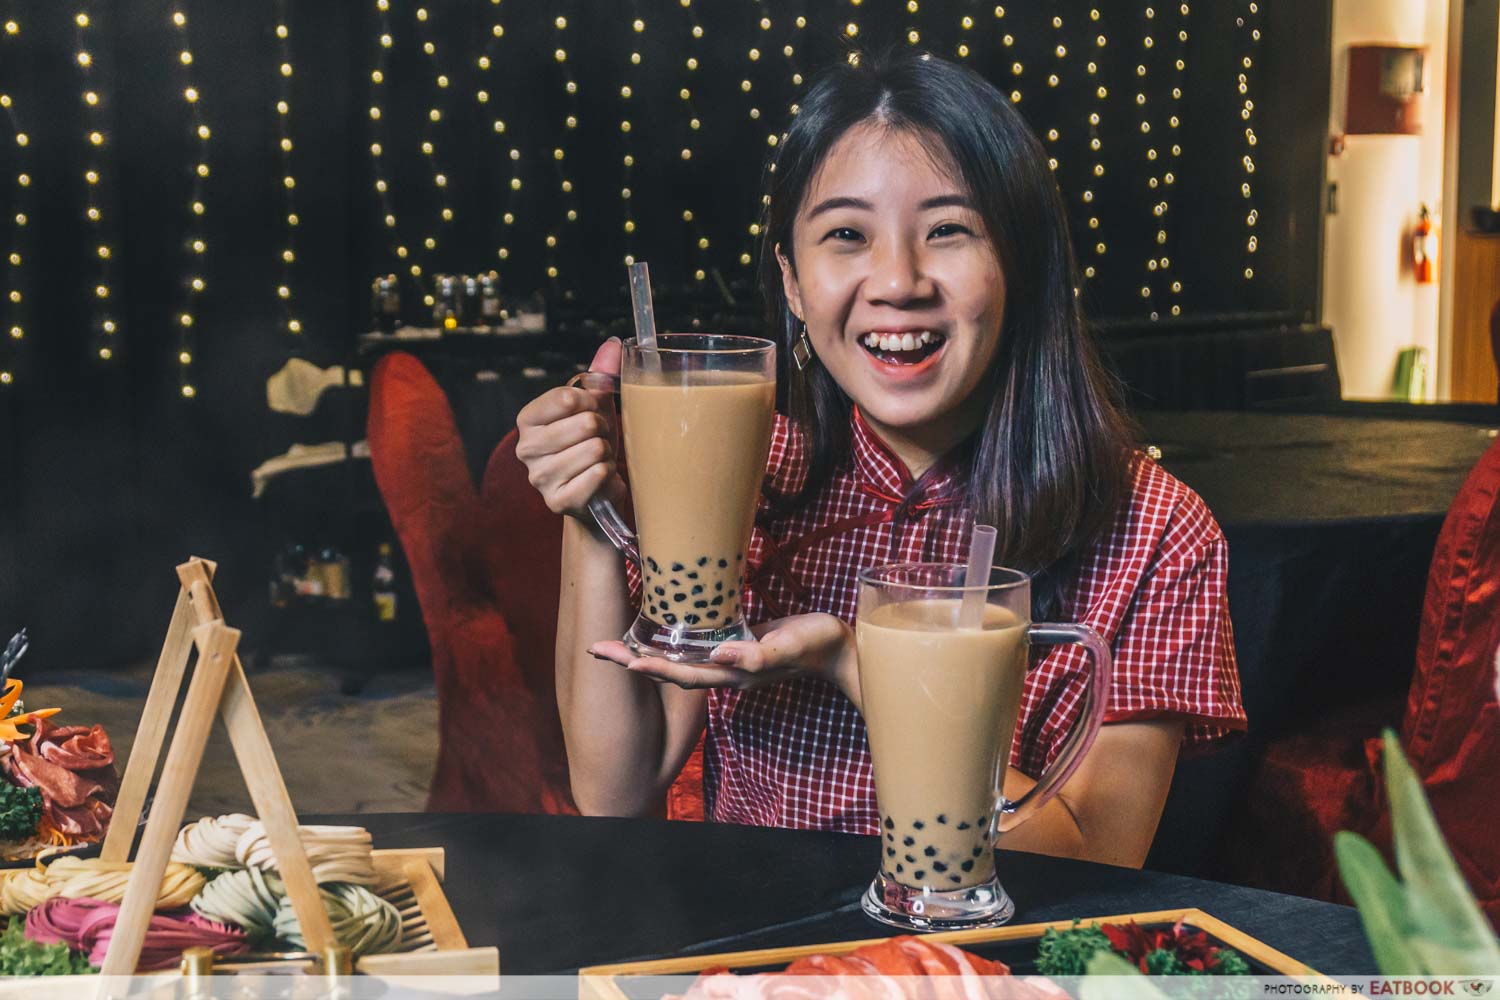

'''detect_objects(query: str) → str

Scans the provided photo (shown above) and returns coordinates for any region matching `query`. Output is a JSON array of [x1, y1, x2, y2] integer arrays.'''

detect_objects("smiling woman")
[[515, 49, 1245, 869]]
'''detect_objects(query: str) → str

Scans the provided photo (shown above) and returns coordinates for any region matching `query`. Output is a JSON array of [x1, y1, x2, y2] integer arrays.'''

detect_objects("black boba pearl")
[[937, 814, 947, 825], [972, 847, 983, 857], [664, 614, 678, 625], [957, 821, 970, 830], [694, 600, 708, 609], [885, 827, 894, 838], [727, 589, 736, 598], [670, 579, 680, 587], [960, 860, 975, 872], [706, 611, 719, 620], [904, 854, 915, 863], [684, 614, 700, 625], [903, 836, 914, 847], [913, 870, 925, 881], [718, 559, 728, 568], [924, 846, 936, 857], [711, 596, 723, 606], [674, 593, 687, 602], [896, 864, 904, 873], [736, 554, 743, 562], [686, 571, 699, 580], [913, 820, 924, 830], [654, 586, 666, 596], [977, 816, 987, 827], [698, 556, 709, 566], [932, 861, 948, 873], [886, 848, 895, 857], [692, 584, 704, 595], [647, 558, 659, 572], [671, 563, 684, 572], [949, 875, 963, 884], [715, 582, 724, 591]]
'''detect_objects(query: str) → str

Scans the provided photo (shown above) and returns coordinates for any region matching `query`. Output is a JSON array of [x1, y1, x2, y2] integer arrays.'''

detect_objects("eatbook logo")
[[1462, 982, 1493, 997]]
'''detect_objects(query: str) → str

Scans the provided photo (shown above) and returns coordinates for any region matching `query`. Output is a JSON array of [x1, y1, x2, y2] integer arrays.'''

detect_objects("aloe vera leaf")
[[1383, 730, 1500, 974], [1080, 952, 1171, 1000], [1335, 830, 1426, 975]]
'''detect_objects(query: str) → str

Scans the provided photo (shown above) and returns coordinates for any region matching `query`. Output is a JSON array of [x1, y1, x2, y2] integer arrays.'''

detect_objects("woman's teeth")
[[862, 331, 939, 352]]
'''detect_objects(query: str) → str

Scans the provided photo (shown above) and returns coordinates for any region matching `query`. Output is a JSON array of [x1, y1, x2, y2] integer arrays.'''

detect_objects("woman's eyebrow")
[[919, 194, 973, 211], [805, 196, 873, 218]]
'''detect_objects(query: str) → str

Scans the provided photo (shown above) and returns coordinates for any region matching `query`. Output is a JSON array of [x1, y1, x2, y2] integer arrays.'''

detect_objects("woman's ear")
[[776, 243, 805, 323]]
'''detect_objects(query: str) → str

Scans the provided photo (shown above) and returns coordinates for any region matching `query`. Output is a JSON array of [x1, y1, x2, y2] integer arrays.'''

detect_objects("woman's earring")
[[792, 324, 814, 372]]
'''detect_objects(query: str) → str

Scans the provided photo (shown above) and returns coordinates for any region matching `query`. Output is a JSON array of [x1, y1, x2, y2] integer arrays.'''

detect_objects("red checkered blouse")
[[629, 407, 1245, 833]]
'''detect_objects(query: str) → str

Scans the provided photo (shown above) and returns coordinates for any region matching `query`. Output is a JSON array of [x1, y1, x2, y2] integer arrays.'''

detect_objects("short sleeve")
[[1104, 495, 1247, 750], [1012, 465, 1247, 777]]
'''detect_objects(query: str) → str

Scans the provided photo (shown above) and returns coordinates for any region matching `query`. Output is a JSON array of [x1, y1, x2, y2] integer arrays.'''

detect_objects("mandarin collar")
[[849, 406, 966, 507]]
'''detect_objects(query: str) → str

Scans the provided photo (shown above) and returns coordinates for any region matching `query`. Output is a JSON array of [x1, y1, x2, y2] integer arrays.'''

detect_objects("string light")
[[546, 3, 581, 286], [412, 4, 456, 280], [170, 5, 208, 397], [272, 0, 303, 339], [1237, 0, 1260, 285], [1132, 6, 1164, 318], [735, 1, 778, 269], [475, 0, 517, 282], [1164, 2, 1190, 314], [75, 3, 118, 362], [619, 2, 643, 266], [0, 24, 26, 384], [1074, 7, 1104, 282], [676, 0, 711, 285], [369, 0, 422, 301], [997, 6, 1022, 104]]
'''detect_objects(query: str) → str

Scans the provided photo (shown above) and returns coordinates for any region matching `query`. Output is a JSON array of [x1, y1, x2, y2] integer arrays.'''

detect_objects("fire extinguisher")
[[1413, 203, 1437, 284]]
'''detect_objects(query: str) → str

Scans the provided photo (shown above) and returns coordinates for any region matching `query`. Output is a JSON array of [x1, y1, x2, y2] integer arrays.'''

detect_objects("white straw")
[[959, 524, 997, 630]]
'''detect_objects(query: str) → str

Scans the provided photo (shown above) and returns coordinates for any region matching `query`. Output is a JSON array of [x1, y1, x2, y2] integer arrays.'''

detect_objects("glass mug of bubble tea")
[[855, 562, 1112, 930], [568, 334, 777, 663]]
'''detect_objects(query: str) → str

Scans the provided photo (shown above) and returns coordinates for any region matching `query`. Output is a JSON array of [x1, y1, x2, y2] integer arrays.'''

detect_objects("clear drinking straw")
[[627, 260, 661, 377], [960, 523, 997, 629]]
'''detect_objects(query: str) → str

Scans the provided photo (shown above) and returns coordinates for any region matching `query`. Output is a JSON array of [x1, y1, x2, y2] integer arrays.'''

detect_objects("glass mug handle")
[[563, 371, 639, 564], [990, 622, 1113, 838]]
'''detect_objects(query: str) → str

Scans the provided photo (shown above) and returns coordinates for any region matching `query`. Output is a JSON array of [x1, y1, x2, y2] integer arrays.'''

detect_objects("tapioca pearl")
[[948, 875, 963, 884], [706, 611, 719, 620], [912, 820, 925, 830], [886, 847, 895, 858], [654, 586, 666, 597], [715, 582, 724, 591], [937, 814, 948, 825], [671, 562, 684, 572], [931, 861, 948, 873], [693, 600, 708, 609], [710, 596, 723, 607], [896, 863, 904, 874], [971, 847, 983, 858], [691, 584, 704, 595], [903, 836, 914, 847], [727, 589, 737, 598], [673, 593, 687, 602], [904, 854, 915, 863], [960, 860, 975, 872], [686, 571, 699, 580], [735, 554, 743, 562], [956, 821, 971, 831], [976, 816, 987, 827], [717, 558, 728, 568], [647, 557, 660, 572], [923, 846, 936, 858], [663, 613, 678, 625], [684, 613, 701, 625], [913, 870, 925, 881], [670, 579, 681, 587]]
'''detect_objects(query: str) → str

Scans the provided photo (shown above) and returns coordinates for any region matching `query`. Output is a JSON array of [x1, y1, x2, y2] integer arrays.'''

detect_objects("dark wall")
[[0, 0, 1332, 670]]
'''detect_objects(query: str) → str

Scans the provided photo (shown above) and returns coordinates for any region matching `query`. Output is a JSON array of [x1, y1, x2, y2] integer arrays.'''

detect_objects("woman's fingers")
[[625, 659, 747, 691]]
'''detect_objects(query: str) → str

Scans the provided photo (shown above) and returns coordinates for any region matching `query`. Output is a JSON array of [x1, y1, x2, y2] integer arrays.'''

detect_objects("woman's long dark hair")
[[757, 50, 1135, 615]]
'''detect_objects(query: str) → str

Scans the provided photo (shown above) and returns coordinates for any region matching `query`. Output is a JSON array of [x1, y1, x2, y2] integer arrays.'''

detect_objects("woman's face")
[[779, 122, 1007, 454]]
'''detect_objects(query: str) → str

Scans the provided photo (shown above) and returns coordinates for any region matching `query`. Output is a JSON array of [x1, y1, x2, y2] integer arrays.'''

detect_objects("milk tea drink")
[[856, 599, 1028, 891], [621, 370, 775, 629]]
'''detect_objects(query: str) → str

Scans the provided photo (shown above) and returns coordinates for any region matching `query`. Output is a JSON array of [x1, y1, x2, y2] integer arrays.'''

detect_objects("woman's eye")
[[825, 227, 864, 243], [929, 223, 971, 240]]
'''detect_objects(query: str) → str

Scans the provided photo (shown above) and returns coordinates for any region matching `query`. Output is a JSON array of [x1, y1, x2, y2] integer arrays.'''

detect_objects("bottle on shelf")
[[373, 543, 398, 623], [319, 545, 352, 601]]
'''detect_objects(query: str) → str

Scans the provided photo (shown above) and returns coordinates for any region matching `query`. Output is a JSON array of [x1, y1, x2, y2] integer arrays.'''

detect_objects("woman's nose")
[[865, 241, 935, 306]]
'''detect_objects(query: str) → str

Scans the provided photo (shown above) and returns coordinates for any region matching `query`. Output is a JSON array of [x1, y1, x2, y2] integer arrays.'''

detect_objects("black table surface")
[[317, 812, 1377, 976], [1138, 411, 1498, 527]]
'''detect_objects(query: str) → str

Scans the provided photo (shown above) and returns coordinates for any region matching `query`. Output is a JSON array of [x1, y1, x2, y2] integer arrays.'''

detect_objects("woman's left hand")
[[587, 614, 860, 706]]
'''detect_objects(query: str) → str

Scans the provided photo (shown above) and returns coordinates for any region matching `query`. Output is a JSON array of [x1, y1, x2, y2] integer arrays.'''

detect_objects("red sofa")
[[1229, 437, 1500, 924], [367, 352, 703, 819]]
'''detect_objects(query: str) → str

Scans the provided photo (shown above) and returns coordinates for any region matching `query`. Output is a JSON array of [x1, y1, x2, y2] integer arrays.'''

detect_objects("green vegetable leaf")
[[0, 918, 94, 976], [1035, 921, 1114, 976], [0, 785, 43, 843], [1335, 830, 1425, 975]]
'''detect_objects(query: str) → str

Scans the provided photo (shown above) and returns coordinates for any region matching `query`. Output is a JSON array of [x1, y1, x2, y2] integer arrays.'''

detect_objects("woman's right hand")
[[516, 338, 624, 520]]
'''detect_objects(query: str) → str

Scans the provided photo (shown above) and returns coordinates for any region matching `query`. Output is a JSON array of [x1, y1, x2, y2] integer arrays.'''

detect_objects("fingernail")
[[606, 336, 621, 346], [586, 644, 601, 656]]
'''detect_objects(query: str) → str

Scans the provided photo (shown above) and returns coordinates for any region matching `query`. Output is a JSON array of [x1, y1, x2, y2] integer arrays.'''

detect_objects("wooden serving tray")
[[212, 847, 499, 976], [579, 908, 1316, 1000]]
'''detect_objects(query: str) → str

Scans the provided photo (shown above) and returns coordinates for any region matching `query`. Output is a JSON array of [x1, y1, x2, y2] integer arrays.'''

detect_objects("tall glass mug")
[[569, 335, 776, 662], [855, 563, 1112, 930]]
